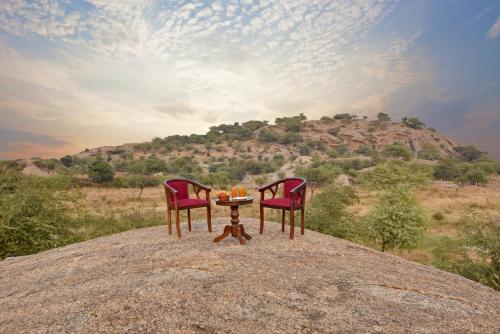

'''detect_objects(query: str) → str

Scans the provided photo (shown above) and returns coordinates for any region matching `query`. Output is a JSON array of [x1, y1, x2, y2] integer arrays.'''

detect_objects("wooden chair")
[[164, 179, 212, 238], [259, 177, 307, 239]]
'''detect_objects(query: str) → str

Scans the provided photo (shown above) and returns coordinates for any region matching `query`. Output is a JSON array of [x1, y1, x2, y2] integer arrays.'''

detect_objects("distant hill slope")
[[73, 117, 457, 165], [1, 219, 498, 333]]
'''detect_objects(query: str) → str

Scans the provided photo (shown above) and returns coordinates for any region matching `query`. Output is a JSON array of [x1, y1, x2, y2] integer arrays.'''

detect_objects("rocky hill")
[[74, 116, 457, 167], [1, 219, 498, 333]]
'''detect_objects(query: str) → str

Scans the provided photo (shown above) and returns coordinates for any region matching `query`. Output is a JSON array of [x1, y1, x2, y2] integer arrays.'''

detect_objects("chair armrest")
[[258, 179, 284, 192], [164, 183, 178, 208], [187, 179, 211, 191]]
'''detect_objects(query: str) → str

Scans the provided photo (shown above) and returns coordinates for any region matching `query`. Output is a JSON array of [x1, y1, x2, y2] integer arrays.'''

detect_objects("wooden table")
[[213, 197, 253, 245]]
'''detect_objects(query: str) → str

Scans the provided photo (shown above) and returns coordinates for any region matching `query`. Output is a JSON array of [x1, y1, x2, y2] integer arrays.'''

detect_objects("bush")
[[333, 113, 355, 121], [275, 114, 306, 132], [60, 155, 73, 168], [417, 143, 441, 161], [431, 210, 499, 290], [167, 157, 202, 177], [299, 144, 311, 156], [88, 160, 114, 183], [279, 132, 303, 145], [258, 130, 281, 143], [377, 112, 390, 121], [362, 160, 433, 190], [0, 174, 83, 258], [110, 174, 161, 188], [453, 145, 484, 162], [463, 168, 488, 185], [295, 165, 340, 187], [306, 184, 361, 240], [402, 117, 425, 129], [382, 143, 411, 160], [355, 144, 373, 156], [365, 186, 428, 252]]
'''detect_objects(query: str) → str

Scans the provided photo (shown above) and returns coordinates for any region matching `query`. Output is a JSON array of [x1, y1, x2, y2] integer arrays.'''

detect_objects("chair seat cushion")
[[261, 197, 300, 208], [177, 198, 209, 208]]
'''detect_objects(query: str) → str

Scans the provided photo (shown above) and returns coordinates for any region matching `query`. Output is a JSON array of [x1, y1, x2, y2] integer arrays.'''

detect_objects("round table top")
[[215, 197, 254, 206]]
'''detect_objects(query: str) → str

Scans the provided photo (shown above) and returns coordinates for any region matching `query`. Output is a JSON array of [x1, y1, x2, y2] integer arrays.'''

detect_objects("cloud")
[[351, 94, 388, 114], [0, 0, 401, 158], [487, 17, 500, 39], [0, 128, 69, 151]]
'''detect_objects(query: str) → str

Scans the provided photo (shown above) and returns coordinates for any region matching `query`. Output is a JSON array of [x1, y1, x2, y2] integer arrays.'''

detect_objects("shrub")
[[432, 212, 444, 221], [254, 175, 269, 187], [377, 112, 391, 121], [258, 130, 281, 143], [167, 157, 202, 178], [0, 174, 83, 258], [362, 160, 433, 190], [327, 127, 340, 137], [88, 160, 114, 183], [299, 144, 311, 156], [295, 165, 340, 187], [355, 144, 373, 156], [402, 117, 425, 129], [382, 143, 411, 160], [275, 114, 306, 132], [456, 210, 499, 290], [333, 113, 355, 121], [417, 143, 441, 161], [453, 145, 484, 162], [365, 186, 428, 252], [433, 159, 460, 180], [463, 168, 488, 185], [432, 210, 500, 290], [336, 144, 349, 155], [305, 184, 359, 240], [279, 132, 303, 145], [60, 155, 73, 168]]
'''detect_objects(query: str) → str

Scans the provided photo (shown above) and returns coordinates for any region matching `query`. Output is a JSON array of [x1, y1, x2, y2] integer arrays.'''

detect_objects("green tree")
[[0, 173, 83, 258], [456, 210, 499, 290], [453, 145, 484, 162], [60, 155, 73, 168], [305, 184, 359, 240], [402, 117, 426, 129], [377, 112, 391, 121], [366, 186, 428, 252], [88, 160, 114, 183], [362, 160, 433, 190]]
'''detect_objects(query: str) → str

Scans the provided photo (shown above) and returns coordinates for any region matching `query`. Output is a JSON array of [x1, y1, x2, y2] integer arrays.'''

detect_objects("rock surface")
[[1, 219, 498, 333]]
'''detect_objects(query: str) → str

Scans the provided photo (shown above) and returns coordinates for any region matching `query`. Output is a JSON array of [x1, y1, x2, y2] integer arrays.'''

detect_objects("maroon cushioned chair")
[[259, 177, 307, 239], [164, 179, 212, 238]]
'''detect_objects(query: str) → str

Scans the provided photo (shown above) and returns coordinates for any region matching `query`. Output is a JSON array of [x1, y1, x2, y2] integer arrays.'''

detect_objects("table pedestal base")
[[213, 224, 251, 245], [213, 204, 252, 245]]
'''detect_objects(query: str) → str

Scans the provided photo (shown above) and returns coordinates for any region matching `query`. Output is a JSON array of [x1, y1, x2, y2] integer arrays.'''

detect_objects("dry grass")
[[83, 175, 500, 258]]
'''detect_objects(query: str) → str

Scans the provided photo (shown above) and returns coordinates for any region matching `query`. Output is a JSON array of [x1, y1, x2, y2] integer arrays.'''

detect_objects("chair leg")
[[290, 209, 295, 239], [187, 209, 192, 231], [281, 209, 285, 232], [301, 208, 305, 235], [207, 205, 212, 232], [167, 208, 172, 235], [259, 205, 264, 234], [175, 209, 181, 238]]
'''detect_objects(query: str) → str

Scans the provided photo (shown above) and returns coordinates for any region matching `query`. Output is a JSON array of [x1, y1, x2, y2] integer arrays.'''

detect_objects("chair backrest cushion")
[[167, 180, 189, 202], [283, 179, 303, 198]]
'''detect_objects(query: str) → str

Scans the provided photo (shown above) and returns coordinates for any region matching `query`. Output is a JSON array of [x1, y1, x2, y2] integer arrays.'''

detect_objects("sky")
[[0, 0, 499, 160]]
